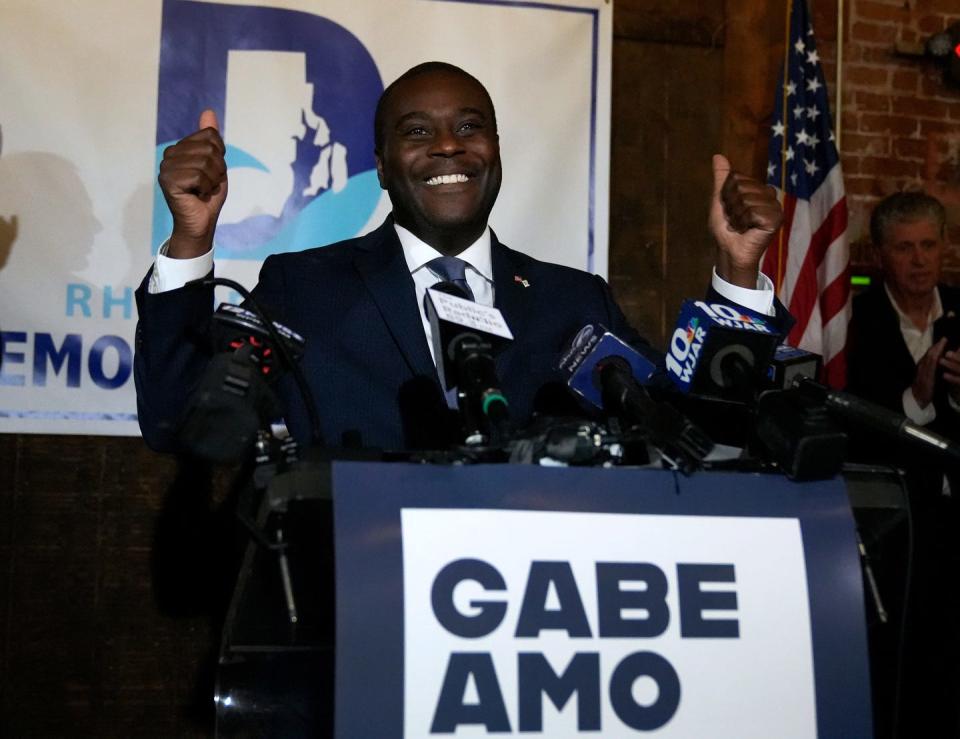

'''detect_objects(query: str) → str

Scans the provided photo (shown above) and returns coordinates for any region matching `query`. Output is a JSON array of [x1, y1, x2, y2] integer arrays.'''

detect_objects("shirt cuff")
[[710, 268, 776, 316], [902, 387, 937, 425], [147, 239, 214, 293]]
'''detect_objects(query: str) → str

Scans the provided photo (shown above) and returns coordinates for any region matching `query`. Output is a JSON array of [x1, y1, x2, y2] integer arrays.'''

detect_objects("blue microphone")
[[557, 324, 657, 409], [664, 300, 782, 400], [558, 324, 712, 472]]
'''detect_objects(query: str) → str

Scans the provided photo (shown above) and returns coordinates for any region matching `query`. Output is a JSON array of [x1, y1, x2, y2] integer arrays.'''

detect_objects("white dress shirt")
[[884, 283, 949, 425]]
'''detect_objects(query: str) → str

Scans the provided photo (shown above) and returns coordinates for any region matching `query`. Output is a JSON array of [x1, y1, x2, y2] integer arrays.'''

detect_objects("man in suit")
[[848, 191, 960, 736], [136, 61, 784, 451], [848, 191, 960, 441]]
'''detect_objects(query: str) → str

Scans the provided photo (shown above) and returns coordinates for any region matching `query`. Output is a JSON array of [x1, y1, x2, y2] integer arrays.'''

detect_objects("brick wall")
[[813, 0, 960, 277]]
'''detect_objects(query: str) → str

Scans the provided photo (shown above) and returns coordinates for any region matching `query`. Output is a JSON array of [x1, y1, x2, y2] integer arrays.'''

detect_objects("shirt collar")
[[884, 282, 942, 332], [394, 221, 493, 282]]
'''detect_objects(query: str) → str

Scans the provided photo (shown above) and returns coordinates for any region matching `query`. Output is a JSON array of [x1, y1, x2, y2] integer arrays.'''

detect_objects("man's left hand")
[[709, 154, 783, 289]]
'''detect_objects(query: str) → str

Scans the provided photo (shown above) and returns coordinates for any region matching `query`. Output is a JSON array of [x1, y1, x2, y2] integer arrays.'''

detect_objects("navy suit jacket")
[[135, 218, 653, 451], [848, 282, 960, 441]]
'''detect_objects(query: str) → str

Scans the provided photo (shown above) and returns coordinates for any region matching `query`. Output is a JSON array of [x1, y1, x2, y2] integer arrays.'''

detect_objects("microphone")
[[178, 276, 322, 456], [558, 324, 657, 407], [664, 300, 783, 401], [558, 324, 713, 472], [760, 342, 960, 464], [179, 344, 284, 462], [768, 344, 823, 390], [424, 283, 514, 444], [796, 377, 960, 465]]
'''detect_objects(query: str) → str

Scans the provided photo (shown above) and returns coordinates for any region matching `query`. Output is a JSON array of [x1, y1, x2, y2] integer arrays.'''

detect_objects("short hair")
[[373, 61, 497, 153], [870, 191, 946, 247]]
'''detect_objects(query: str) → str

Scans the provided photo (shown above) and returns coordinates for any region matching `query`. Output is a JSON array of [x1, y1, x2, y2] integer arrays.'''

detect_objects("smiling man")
[[135, 62, 783, 451]]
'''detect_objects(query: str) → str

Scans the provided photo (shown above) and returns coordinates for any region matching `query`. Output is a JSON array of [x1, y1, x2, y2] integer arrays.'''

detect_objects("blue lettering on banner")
[[33, 333, 82, 387], [65, 284, 135, 320], [678, 563, 740, 638], [0, 331, 132, 390], [431, 653, 511, 733], [518, 652, 600, 732], [597, 562, 670, 637], [0, 331, 27, 386], [88, 335, 133, 389], [431, 559, 507, 638], [609, 651, 682, 731], [428, 558, 739, 734], [66, 284, 92, 317], [515, 562, 591, 638], [102, 286, 133, 319]]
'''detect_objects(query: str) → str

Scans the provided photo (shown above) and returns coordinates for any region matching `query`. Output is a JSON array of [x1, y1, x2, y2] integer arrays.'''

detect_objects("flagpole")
[[836, 0, 844, 149], [776, 0, 793, 292]]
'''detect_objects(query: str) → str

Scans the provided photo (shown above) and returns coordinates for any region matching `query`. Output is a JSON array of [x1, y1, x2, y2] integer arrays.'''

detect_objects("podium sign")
[[333, 464, 871, 738]]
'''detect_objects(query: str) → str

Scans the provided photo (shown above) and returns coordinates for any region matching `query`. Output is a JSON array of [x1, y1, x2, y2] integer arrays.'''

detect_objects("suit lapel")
[[492, 236, 534, 377], [354, 220, 438, 380]]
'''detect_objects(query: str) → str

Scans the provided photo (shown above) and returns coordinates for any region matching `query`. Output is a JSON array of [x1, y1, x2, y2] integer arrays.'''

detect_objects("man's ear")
[[375, 150, 386, 189]]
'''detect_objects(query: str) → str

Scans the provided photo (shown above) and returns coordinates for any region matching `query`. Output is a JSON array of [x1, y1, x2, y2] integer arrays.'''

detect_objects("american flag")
[[762, 0, 850, 388]]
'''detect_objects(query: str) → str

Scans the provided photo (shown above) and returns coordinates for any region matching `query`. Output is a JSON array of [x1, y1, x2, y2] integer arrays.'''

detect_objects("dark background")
[[4, 0, 960, 735]]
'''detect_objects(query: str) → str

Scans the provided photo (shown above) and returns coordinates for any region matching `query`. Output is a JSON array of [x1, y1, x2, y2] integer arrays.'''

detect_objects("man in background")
[[848, 191, 960, 735], [849, 192, 960, 432]]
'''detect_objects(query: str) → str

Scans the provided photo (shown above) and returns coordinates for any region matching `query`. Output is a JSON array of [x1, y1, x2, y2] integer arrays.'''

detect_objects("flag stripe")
[[762, 194, 798, 290], [786, 197, 848, 345], [819, 258, 850, 325], [822, 349, 847, 388]]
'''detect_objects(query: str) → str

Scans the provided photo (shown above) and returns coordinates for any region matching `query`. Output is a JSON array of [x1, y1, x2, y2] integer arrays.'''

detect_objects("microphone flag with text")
[[424, 284, 513, 444], [664, 300, 782, 401], [558, 324, 713, 472]]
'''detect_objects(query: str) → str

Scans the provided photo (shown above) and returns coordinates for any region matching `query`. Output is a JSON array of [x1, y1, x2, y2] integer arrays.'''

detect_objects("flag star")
[[795, 129, 811, 146], [808, 132, 820, 149], [806, 49, 820, 65], [791, 172, 799, 186], [786, 81, 797, 97], [829, 130, 836, 142], [793, 104, 805, 120], [804, 158, 819, 176], [806, 105, 820, 121], [786, 146, 795, 161], [806, 77, 822, 93], [772, 120, 785, 138], [795, 37, 806, 54], [767, 162, 776, 178]]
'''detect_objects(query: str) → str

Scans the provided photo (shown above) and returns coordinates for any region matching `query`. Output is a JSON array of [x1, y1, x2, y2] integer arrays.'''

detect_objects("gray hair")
[[870, 191, 946, 247]]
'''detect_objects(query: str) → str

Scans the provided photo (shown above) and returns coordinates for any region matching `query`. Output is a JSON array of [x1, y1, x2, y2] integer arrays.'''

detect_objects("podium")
[[215, 462, 878, 738]]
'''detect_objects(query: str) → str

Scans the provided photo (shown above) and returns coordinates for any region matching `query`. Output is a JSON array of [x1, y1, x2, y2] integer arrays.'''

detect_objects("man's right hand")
[[157, 109, 228, 259], [912, 337, 948, 408]]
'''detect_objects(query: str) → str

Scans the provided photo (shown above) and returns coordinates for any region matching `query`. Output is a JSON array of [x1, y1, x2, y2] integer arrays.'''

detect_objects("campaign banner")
[[333, 464, 872, 738], [0, 0, 611, 436]]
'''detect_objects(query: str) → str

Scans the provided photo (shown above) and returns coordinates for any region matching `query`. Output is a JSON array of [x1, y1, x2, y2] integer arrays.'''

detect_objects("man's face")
[[878, 218, 944, 301], [375, 70, 501, 248]]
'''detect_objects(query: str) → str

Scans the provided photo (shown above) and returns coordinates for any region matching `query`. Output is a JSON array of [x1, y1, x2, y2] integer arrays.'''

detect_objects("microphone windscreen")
[[558, 324, 657, 409]]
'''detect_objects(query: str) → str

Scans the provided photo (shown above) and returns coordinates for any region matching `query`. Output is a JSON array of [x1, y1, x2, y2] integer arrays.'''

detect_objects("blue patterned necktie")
[[424, 256, 475, 409], [426, 256, 475, 302]]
